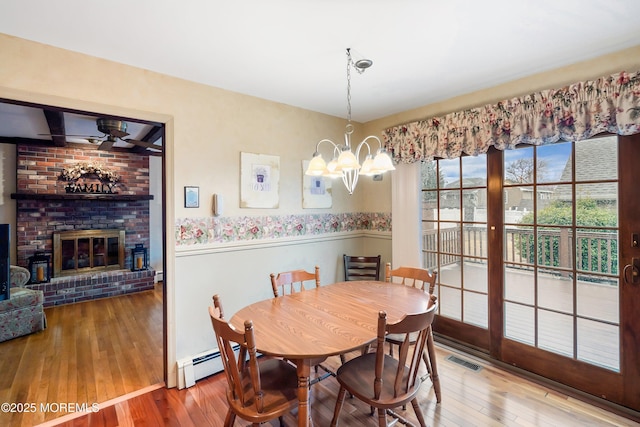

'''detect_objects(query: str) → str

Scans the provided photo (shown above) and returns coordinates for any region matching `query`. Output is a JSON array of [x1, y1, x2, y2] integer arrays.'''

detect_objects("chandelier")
[[305, 48, 395, 195]]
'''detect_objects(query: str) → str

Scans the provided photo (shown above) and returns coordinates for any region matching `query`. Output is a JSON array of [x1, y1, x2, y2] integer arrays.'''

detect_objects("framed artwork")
[[240, 152, 280, 208], [184, 186, 199, 208], [302, 160, 332, 208]]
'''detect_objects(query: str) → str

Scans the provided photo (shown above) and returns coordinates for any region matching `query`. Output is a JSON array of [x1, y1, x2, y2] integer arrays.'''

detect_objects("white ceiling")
[[1, 0, 640, 125]]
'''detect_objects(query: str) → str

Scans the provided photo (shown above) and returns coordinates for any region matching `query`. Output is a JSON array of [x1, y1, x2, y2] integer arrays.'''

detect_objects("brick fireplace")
[[12, 144, 155, 307]]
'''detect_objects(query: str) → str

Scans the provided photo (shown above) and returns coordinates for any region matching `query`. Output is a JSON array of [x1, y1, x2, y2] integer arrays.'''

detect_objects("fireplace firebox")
[[53, 229, 126, 277]]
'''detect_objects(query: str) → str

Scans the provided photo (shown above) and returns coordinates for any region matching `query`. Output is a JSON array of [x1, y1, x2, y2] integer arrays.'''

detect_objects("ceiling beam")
[[130, 125, 164, 154], [42, 109, 67, 147]]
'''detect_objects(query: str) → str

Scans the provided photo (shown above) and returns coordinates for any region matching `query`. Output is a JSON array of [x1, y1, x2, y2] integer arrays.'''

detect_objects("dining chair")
[[343, 254, 381, 281], [270, 266, 320, 297], [269, 266, 337, 384], [330, 298, 439, 427], [209, 294, 299, 427], [384, 263, 441, 403]]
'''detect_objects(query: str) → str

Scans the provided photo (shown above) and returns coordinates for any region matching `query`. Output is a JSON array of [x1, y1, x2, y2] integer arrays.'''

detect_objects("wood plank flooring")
[[43, 345, 639, 427], [0, 284, 163, 427]]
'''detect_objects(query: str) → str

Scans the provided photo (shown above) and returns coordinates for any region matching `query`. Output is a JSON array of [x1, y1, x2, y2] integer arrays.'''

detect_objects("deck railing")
[[423, 226, 618, 275]]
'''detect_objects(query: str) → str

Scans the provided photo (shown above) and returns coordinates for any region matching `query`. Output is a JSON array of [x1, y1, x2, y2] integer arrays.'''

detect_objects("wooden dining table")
[[229, 280, 433, 427]]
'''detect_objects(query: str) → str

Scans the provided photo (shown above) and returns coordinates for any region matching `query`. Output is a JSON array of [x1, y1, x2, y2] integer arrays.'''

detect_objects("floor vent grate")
[[445, 355, 482, 372]]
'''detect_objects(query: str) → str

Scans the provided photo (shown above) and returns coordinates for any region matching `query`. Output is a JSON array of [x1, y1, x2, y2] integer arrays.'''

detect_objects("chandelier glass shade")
[[304, 49, 395, 195]]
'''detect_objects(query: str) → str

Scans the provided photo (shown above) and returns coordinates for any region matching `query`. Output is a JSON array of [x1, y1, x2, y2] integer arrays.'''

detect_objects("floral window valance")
[[383, 70, 640, 163]]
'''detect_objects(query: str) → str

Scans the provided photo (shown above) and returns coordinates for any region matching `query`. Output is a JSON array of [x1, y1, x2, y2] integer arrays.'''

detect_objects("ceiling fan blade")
[[109, 129, 129, 139], [98, 139, 115, 151], [124, 138, 163, 151]]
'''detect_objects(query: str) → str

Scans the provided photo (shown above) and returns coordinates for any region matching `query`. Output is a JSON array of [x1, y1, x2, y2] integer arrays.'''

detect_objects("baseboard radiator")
[[176, 345, 238, 389]]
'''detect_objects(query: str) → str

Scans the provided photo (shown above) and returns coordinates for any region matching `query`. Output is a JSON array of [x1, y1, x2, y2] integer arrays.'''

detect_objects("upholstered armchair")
[[0, 266, 46, 342]]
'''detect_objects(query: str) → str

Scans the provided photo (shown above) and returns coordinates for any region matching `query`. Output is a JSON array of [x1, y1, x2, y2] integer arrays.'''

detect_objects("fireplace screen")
[[53, 229, 125, 277]]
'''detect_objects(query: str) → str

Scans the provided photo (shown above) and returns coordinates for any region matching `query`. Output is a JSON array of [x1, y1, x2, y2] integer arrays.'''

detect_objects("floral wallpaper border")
[[176, 212, 391, 246]]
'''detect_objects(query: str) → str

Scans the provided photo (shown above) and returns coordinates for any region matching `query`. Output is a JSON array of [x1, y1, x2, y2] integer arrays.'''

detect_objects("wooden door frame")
[[618, 133, 640, 410]]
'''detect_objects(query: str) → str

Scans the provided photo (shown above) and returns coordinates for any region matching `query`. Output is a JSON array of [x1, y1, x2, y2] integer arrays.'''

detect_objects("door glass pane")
[[504, 302, 534, 345], [505, 226, 534, 266], [93, 237, 105, 267], [440, 286, 461, 321], [61, 239, 75, 271], [439, 256, 461, 288], [439, 190, 460, 221], [439, 158, 460, 188], [576, 228, 618, 275], [504, 263, 534, 304], [537, 141, 572, 183], [107, 237, 120, 265], [464, 291, 487, 328], [537, 227, 574, 272], [440, 226, 460, 256], [576, 183, 618, 227], [464, 259, 487, 293], [577, 275, 618, 323], [504, 146, 534, 184], [538, 309, 573, 357], [537, 184, 572, 225], [537, 273, 572, 314], [505, 185, 534, 222], [421, 161, 439, 191], [575, 137, 617, 182], [462, 155, 486, 187], [577, 317, 619, 371], [78, 237, 90, 268], [463, 189, 485, 223], [463, 224, 486, 258]]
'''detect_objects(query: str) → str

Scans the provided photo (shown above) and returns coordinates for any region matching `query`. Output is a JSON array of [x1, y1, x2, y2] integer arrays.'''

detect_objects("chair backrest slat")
[[385, 263, 437, 294], [270, 266, 320, 297], [343, 254, 381, 281]]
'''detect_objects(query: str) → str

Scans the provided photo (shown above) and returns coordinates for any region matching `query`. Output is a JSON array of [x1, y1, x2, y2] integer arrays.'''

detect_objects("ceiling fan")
[[40, 118, 163, 152]]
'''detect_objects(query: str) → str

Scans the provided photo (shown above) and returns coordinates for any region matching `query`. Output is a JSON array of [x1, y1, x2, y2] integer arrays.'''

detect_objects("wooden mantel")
[[11, 192, 154, 201]]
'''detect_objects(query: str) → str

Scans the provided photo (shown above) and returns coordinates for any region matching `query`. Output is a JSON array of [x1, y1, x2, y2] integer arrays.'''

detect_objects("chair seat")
[[227, 358, 299, 423], [335, 352, 422, 409]]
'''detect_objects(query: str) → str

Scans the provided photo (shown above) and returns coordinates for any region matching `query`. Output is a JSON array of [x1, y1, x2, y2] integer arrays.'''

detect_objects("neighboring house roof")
[[555, 137, 618, 201]]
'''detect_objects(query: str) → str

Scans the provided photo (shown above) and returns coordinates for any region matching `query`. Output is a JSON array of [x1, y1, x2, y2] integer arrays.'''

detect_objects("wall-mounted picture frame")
[[184, 186, 199, 208], [302, 160, 332, 208], [240, 152, 280, 208]]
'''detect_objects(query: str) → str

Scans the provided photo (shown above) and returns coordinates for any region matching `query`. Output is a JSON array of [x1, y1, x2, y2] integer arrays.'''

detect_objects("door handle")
[[623, 257, 640, 285]]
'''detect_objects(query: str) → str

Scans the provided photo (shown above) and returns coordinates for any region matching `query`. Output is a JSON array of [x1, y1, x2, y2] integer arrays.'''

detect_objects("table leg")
[[294, 358, 311, 427]]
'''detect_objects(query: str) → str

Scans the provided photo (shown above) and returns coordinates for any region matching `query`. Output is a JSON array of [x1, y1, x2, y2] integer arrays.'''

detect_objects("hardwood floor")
[[43, 345, 639, 427], [0, 284, 163, 427]]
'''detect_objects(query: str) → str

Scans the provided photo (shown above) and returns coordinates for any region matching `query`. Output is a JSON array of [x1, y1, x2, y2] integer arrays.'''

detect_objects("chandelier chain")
[[346, 48, 352, 123]]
